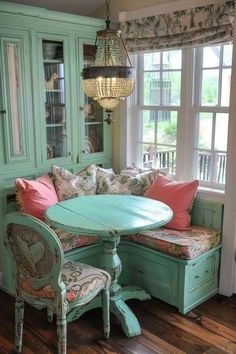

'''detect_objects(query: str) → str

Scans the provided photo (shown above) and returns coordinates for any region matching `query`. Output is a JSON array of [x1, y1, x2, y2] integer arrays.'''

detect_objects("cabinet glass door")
[[43, 40, 67, 159], [82, 44, 104, 155], [0, 31, 34, 170]]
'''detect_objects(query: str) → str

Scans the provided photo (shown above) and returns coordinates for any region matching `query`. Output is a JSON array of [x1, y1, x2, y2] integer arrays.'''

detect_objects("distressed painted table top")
[[45, 194, 173, 237]]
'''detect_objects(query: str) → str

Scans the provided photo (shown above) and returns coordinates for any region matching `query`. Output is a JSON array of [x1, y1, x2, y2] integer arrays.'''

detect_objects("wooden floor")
[[0, 290, 236, 354]]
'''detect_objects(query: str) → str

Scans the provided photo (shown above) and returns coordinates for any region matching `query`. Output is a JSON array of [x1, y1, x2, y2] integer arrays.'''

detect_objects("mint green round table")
[[45, 194, 173, 337]]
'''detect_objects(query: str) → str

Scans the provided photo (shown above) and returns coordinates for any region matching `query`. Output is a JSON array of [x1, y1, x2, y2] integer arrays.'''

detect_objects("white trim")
[[219, 4, 236, 295], [119, 0, 226, 22], [197, 186, 225, 204]]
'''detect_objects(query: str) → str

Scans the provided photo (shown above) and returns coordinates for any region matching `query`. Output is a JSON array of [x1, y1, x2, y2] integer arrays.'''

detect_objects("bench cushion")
[[52, 227, 100, 252], [124, 225, 221, 259]]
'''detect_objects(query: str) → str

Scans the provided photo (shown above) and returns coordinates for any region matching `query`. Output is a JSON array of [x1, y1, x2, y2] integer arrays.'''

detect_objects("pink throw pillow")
[[15, 175, 58, 220], [145, 174, 199, 231]]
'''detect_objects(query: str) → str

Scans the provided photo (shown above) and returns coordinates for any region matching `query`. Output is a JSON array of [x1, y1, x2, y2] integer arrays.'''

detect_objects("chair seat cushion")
[[52, 227, 100, 252], [124, 225, 221, 259], [19, 261, 110, 302]]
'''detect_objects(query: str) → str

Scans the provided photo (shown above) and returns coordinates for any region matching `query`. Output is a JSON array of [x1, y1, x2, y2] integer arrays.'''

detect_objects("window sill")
[[197, 186, 225, 204]]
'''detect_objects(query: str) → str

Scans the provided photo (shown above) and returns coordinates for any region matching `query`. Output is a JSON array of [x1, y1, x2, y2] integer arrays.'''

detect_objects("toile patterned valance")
[[120, 1, 235, 52]]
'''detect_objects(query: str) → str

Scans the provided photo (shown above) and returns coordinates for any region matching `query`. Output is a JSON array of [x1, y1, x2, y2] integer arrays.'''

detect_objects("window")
[[129, 43, 232, 189], [194, 45, 232, 187]]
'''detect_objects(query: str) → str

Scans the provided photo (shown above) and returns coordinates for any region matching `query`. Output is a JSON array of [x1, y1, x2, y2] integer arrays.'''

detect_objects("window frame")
[[128, 43, 231, 191]]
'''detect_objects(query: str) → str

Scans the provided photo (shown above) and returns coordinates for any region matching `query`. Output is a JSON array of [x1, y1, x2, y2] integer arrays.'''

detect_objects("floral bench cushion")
[[51, 226, 100, 252], [124, 225, 221, 259]]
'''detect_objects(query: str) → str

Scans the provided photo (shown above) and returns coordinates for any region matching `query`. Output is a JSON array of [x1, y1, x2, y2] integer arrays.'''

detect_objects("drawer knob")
[[195, 275, 200, 279]]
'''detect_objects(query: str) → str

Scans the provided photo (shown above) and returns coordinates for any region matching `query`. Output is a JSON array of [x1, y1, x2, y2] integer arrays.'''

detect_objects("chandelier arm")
[[120, 34, 133, 68], [91, 36, 98, 63]]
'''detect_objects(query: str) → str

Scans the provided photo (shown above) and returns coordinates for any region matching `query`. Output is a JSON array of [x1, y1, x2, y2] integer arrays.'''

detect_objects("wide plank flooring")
[[0, 290, 236, 354]]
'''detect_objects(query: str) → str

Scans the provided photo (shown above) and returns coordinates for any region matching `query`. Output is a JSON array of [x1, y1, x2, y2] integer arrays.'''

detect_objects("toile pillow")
[[51, 164, 97, 201], [128, 169, 160, 195], [96, 169, 160, 196], [96, 166, 115, 179], [96, 174, 131, 195]]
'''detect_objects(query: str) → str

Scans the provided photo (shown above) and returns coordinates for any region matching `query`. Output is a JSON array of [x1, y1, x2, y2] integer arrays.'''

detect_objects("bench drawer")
[[189, 254, 215, 290]]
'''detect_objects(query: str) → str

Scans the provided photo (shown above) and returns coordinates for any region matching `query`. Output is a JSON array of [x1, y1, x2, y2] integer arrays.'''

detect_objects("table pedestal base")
[[66, 285, 150, 337], [110, 285, 151, 337]]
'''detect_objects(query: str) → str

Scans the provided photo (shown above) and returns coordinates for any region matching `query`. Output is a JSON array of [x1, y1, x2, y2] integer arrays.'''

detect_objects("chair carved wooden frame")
[[4, 212, 111, 354]]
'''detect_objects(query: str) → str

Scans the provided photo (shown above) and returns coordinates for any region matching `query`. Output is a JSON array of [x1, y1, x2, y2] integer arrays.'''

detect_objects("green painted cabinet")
[[0, 2, 112, 291], [0, 2, 112, 181]]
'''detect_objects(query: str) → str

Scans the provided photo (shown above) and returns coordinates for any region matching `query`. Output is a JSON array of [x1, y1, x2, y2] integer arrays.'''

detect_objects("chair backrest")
[[4, 212, 64, 293]]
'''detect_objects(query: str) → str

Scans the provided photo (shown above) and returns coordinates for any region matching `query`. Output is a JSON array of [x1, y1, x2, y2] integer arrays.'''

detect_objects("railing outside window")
[[143, 148, 227, 184]]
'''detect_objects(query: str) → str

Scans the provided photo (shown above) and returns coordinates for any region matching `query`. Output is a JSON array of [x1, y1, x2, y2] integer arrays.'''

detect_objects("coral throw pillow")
[[145, 174, 199, 231], [15, 175, 58, 220]]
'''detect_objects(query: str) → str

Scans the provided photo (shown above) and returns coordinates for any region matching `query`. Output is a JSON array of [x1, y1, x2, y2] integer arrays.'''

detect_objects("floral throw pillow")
[[51, 164, 97, 201], [96, 174, 131, 195], [129, 169, 160, 195], [96, 169, 159, 196]]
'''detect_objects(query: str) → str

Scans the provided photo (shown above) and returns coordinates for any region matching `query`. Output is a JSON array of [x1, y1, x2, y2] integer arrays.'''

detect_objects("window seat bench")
[[1, 193, 223, 314], [62, 198, 223, 314]]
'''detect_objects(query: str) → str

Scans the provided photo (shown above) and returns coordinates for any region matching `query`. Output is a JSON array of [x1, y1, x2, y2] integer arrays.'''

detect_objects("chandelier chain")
[[105, 0, 110, 22]]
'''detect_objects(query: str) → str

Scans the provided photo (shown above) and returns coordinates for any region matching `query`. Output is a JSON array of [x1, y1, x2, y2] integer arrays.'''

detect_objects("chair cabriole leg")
[[102, 288, 110, 339], [15, 293, 24, 353]]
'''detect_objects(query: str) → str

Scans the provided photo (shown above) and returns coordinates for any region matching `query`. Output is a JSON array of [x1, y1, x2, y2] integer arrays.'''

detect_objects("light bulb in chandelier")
[[81, 0, 135, 115]]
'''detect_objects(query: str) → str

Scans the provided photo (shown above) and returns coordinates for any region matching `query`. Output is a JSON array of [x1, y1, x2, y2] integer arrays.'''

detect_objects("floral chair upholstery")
[[4, 212, 111, 354]]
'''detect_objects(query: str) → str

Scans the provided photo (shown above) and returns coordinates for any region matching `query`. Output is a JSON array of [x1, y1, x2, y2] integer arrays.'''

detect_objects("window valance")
[[120, 1, 235, 52]]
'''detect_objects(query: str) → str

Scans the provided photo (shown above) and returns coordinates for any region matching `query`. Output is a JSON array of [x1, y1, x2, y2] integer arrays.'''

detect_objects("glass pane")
[[7, 43, 22, 155], [46, 126, 67, 159], [156, 111, 177, 145], [201, 69, 219, 105], [221, 68, 231, 106], [43, 40, 67, 159], [163, 50, 182, 69], [142, 110, 155, 143], [46, 105, 65, 125], [196, 150, 211, 181], [84, 124, 103, 153], [215, 113, 228, 151], [144, 52, 160, 70], [162, 71, 181, 105], [83, 44, 95, 66], [203, 46, 220, 68], [223, 44, 233, 66], [198, 112, 212, 149], [144, 72, 160, 105]]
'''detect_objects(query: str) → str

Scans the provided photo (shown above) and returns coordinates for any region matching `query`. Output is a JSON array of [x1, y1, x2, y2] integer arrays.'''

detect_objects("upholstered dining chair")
[[4, 212, 111, 354]]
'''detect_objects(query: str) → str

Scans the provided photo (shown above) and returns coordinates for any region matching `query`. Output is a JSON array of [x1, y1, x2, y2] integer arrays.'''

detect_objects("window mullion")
[[218, 46, 223, 106], [160, 52, 163, 106], [211, 112, 217, 183]]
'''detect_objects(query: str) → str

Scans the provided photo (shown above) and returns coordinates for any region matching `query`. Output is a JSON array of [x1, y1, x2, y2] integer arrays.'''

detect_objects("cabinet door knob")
[[0, 110, 6, 114], [79, 106, 84, 111]]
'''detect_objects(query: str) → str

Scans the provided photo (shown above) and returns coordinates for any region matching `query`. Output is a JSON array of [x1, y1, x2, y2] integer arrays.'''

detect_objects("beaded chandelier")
[[81, 0, 135, 122]]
